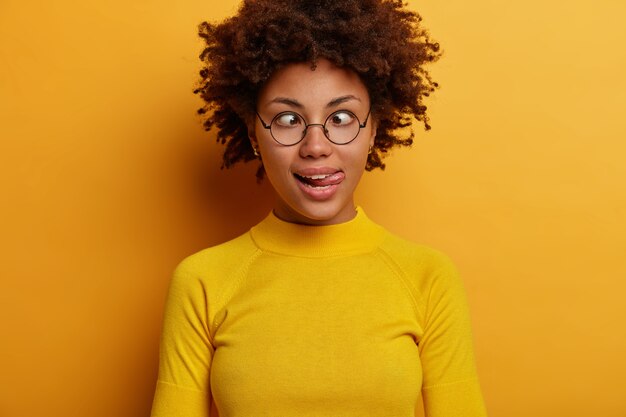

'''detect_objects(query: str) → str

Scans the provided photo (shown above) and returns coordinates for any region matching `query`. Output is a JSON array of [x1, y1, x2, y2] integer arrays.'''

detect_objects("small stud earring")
[[253, 147, 259, 157]]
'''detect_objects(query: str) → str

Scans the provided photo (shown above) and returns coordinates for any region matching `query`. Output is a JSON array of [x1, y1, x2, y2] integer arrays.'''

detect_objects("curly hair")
[[194, 0, 441, 179]]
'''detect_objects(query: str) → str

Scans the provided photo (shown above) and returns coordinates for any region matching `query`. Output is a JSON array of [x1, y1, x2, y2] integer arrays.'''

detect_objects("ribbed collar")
[[249, 207, 387, 258]]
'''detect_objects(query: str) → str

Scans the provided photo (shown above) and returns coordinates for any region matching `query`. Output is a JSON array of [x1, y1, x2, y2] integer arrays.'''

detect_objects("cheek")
[[339, 147, 370, 177], [259, 147, 293, 183]]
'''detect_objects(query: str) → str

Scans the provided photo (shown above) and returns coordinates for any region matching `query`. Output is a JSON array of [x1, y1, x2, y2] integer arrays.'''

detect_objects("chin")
[[280, 197, 355, 226]]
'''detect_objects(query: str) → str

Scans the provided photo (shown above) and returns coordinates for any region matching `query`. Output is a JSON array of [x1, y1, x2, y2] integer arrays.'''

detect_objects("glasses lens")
[[270, 112, 306, 145], [325, 110, 360, 144], [269, 110, 363, 145]]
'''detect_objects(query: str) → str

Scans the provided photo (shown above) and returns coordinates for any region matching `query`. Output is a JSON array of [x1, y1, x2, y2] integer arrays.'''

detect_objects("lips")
[[292, 168, 345, 200], [293, 171, 345, 187]]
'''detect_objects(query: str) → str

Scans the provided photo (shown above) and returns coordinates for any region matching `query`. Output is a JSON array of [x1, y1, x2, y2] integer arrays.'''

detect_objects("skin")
[[249, 58, 377, 226]]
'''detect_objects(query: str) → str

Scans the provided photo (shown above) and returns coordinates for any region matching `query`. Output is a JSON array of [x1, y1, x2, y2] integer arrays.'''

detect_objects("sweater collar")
[[249, 207, 386, 257]]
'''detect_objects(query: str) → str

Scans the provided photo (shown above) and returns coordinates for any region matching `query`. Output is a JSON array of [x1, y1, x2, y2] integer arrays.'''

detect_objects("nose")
[[299, 124, 332, 158]]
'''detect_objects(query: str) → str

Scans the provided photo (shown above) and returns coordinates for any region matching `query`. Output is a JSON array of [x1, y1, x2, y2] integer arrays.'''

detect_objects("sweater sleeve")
[[419, 256, 487, 417], [151, 261, 214, 417]]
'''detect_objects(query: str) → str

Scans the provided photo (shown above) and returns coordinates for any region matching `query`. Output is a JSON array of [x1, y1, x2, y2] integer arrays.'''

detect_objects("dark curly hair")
[[194, 0, 441, 179]]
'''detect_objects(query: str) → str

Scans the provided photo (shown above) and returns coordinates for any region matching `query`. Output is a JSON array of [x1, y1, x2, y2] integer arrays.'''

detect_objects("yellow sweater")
[[151, 208, 487, 417]]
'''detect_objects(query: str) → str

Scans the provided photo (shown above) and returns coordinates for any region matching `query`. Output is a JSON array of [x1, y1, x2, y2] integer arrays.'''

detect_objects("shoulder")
[[378, 231, 458, 276], [376, 230, 465, 306], [168, 232, 260, 297], [159, 232, 261, 341], [176, 232, 259, 274]]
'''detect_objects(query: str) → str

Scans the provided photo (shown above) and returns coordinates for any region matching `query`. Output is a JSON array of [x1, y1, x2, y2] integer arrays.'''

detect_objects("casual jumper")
[[151, 208, 487, 417]]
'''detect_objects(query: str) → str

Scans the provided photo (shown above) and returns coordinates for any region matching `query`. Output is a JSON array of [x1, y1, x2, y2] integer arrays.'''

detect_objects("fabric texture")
[[151, 208, 487, 417]]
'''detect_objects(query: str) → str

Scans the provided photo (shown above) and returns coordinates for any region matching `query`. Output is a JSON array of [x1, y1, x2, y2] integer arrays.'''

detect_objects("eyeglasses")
[[256, 109, 371, 146]]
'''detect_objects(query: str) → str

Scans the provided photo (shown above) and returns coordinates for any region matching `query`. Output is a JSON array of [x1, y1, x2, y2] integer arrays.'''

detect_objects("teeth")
[[304, 183, 331, 189], [303, 174, 331, 180]]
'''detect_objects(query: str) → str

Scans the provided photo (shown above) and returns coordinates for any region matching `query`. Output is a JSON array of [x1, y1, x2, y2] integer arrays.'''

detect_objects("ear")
[[368, 118, 377, 149], [246, 116, 261, 159], [248, 131, 258, 149], [246, 116, 258, 148]]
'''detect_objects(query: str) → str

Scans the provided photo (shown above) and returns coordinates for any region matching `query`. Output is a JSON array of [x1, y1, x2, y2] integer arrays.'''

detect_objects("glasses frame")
[[256, 108, 371, 146]]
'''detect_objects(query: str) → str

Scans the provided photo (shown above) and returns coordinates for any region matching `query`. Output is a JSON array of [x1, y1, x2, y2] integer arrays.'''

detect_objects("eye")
[[328, 111, 356, 127], [273, 112, 303, 128]]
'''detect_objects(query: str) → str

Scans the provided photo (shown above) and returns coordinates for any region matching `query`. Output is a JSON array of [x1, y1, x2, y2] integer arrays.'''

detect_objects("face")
[[250, 58, 376, 226]]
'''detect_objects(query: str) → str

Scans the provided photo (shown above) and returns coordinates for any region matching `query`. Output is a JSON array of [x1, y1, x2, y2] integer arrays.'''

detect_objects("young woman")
[[151, 1, 487, 416]]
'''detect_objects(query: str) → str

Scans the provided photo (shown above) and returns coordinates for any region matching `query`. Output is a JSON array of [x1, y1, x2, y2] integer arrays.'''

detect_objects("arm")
[[151, 263, 214, 417], [419, 258, 487, 417]]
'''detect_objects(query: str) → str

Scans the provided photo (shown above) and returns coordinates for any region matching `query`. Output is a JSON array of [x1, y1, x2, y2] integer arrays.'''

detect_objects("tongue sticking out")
[[295, 172, 345, 187]]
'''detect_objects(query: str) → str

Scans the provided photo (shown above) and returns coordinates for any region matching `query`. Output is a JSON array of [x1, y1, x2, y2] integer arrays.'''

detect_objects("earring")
[[368, 145, 373, 155], [253, 147, 259, 157]]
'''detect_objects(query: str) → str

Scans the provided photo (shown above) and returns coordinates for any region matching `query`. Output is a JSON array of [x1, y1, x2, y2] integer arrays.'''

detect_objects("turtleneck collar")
[[249, 207, 386, 258]]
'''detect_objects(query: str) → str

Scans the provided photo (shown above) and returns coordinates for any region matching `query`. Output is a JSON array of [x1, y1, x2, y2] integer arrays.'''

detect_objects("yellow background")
[[1, 0, 625, 416]]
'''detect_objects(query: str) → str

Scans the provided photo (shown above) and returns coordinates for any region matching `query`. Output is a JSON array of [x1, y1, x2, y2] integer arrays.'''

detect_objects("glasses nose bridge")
[[302, 122, 329, 141]]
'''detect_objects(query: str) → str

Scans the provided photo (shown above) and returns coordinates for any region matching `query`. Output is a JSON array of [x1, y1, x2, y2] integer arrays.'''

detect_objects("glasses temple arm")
[[360, 107, 372, 128], [256, 112, 271, 129]]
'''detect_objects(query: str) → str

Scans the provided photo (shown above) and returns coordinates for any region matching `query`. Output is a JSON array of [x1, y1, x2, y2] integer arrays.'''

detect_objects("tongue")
[[300, 172, 345, 186]]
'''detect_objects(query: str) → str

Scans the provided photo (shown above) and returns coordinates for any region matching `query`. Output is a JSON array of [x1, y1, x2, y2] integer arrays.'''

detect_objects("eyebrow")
[[326, 95, 361, 108], [268, 97, 304, 108], [266, 95, 362, 109]]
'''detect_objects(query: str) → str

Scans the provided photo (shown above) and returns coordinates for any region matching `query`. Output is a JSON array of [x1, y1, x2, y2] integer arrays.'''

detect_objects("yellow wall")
[[1, 0, 624, 416]]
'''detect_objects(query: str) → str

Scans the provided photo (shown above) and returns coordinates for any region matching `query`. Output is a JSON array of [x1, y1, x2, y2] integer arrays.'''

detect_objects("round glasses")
[[256, 109, 371, 146]]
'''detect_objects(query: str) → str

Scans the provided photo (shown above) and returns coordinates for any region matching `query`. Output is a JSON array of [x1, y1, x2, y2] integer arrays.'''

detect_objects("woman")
[[151, 1, 487, 416]]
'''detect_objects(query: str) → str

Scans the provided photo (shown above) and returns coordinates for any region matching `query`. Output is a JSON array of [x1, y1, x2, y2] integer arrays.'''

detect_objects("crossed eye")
[[273, 111, 356, 128], [256, 107, 371, 146]]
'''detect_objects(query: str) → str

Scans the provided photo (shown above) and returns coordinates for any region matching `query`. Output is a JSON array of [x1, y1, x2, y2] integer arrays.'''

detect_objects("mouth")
[[293, 171, 345, 189]]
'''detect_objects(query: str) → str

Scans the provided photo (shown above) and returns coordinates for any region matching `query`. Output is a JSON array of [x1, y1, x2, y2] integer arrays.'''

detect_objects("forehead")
[[257, 59, 370, 108]]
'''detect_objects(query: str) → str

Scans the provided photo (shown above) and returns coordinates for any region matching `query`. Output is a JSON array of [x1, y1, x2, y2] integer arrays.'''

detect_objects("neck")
[[250, 207, 386, 257]]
